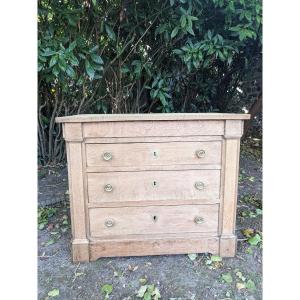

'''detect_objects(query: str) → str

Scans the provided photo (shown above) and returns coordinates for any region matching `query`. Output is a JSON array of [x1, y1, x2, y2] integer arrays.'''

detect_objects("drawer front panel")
[[83, 120, 224, 138], [86, 141, 221, 167], [89, 204, 219, 237], [87, 170, 220, 203]]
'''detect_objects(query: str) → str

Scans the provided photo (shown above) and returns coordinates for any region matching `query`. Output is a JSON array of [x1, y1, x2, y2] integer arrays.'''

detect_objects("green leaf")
[[101, 284, 113, 295], [221, 272, 233, 283], [68, 41, 77, 51], [92, 0, 97, 5], [180, 15, 187, 28], [85, 60, 95, 79], [248, 233, 262, 246], [90, 54, 103, 64], [152, 287, 161, 300], [48, 289, 59, 297], [66, 66, 76, 79], [137, 285, 147, 298], [187, 253, 197, 261], [45, 239, 55, 246], [69, 55, 79, 66], [211, 255, 222, 262], [38, 223, 46, 230], [42, 49, 56, 57], [170, 0, 175, 6], [144, 292, 151, 300], [52, 66, 60, 77], [121, 66, 130, 73], [171, 27, 179, 39], [186, 26, 195, 36], [49, 55, 58, 68], [173, 49, 183, 55], [246, 279, 256, 291], [58, 59, 67, 71], [105, 24, 116, 41], [89, 45, 99, 53]]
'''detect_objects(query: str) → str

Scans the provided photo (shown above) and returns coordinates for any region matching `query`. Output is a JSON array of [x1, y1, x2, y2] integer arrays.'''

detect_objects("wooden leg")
[[219, 235, 236, 257], [72, 239, 90, 262]]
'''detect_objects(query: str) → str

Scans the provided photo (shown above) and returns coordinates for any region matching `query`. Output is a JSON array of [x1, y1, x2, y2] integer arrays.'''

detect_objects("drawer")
[[85, 141, 221, 168], [89, 204, 219, 237], [83, 120, 225, 138], [87, 169, 220, 203]]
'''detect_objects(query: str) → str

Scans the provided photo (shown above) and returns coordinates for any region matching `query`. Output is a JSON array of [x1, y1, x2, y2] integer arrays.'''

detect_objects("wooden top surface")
[[56, 113, 250, 123]]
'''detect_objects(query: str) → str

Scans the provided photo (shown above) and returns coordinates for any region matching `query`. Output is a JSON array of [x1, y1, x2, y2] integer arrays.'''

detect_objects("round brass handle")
[[194, 181, 205, 190], [194, 216, 204, 224], [103, 152, 113, 161], [104, 184, 113, 192], [196, 149, 205, 158], [104, 219, 115, 227]]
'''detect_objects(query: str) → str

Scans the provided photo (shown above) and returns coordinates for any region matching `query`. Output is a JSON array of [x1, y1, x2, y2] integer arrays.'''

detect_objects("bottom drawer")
[[89, 204, 219, 238]]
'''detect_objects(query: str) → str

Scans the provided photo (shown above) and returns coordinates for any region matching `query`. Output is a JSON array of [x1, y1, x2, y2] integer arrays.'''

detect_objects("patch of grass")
[[38, 207, 58, 230], [240, 194, 262, 208]]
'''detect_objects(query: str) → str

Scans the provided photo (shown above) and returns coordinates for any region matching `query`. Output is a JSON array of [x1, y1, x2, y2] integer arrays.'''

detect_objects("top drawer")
[[83, 120, 224, 138], [86, 141, 221, 168]]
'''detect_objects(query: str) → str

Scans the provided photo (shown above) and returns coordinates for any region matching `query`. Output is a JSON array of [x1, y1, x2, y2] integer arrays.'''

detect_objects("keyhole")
[[153, 215, 157, 222], [153, 181, 157, 186], [153, 151, 157, 157]]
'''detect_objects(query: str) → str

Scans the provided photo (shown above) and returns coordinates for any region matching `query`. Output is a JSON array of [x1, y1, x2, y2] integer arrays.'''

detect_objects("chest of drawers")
[[56, 113, 250, 262]]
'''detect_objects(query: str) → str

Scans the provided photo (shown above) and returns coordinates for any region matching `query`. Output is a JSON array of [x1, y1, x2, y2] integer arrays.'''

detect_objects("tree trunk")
[[243, 94, 262, 137]]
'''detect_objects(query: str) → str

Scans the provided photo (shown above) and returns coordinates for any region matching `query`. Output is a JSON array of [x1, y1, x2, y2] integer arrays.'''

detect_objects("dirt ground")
[[38, 146, 262, 300]]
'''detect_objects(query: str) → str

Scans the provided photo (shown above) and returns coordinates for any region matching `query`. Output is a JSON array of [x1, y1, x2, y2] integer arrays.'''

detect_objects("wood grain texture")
[[63, 123, 83, 141], [89, 204, 219, 237], [86, 141, 221, 167], [221, 138, 240, 235], [57, 114, 246, 261], [66, 140, 89, 261], [72, 239, 89, 262], [86, 164, 221, 173], [83, 120, 224, 138], [219, 235, 237, 257], [56, 113, 250, 123], [84, 136, 223, 144], [87, 169, 221, 203], [89, 236, 219, 260]]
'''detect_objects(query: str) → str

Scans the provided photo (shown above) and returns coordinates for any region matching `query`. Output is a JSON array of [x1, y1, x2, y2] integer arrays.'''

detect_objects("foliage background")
[[38, 0, 262, 164]]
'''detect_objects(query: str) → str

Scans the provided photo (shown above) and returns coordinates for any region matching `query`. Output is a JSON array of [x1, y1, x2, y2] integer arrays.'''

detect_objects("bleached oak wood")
[[83, 120, 224, 137], [219, 120, 243, 256], [89, 236, 219, 260], [86, 164, 221, 173], [84, 135, 223, 143], [87, 170, 221, 203], [56, 113, 250, 123], [65, 127, 89, 261], [88, 204, 219, 237], [86, 141, 221, 167], [57, 113, 248, 262]]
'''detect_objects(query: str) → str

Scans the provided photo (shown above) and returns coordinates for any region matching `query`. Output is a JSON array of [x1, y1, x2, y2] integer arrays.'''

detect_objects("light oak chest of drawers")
[[56, 113, 250, 262]]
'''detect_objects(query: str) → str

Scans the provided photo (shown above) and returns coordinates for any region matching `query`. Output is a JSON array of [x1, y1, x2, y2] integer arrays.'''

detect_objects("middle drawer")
[[87, 169, 220, 203]]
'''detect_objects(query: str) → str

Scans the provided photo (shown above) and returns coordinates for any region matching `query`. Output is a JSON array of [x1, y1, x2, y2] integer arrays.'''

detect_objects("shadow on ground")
[[38, 150, 262, 300]]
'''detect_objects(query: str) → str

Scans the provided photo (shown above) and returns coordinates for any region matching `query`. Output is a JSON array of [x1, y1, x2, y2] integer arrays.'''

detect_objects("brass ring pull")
[[194, 216, 204, 224], [196, 149, 205, 158], [194, 181, 205, 190], [103, 152, 113, 161], [104, 184, 113, 192], [104, 219, 115, 227]]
